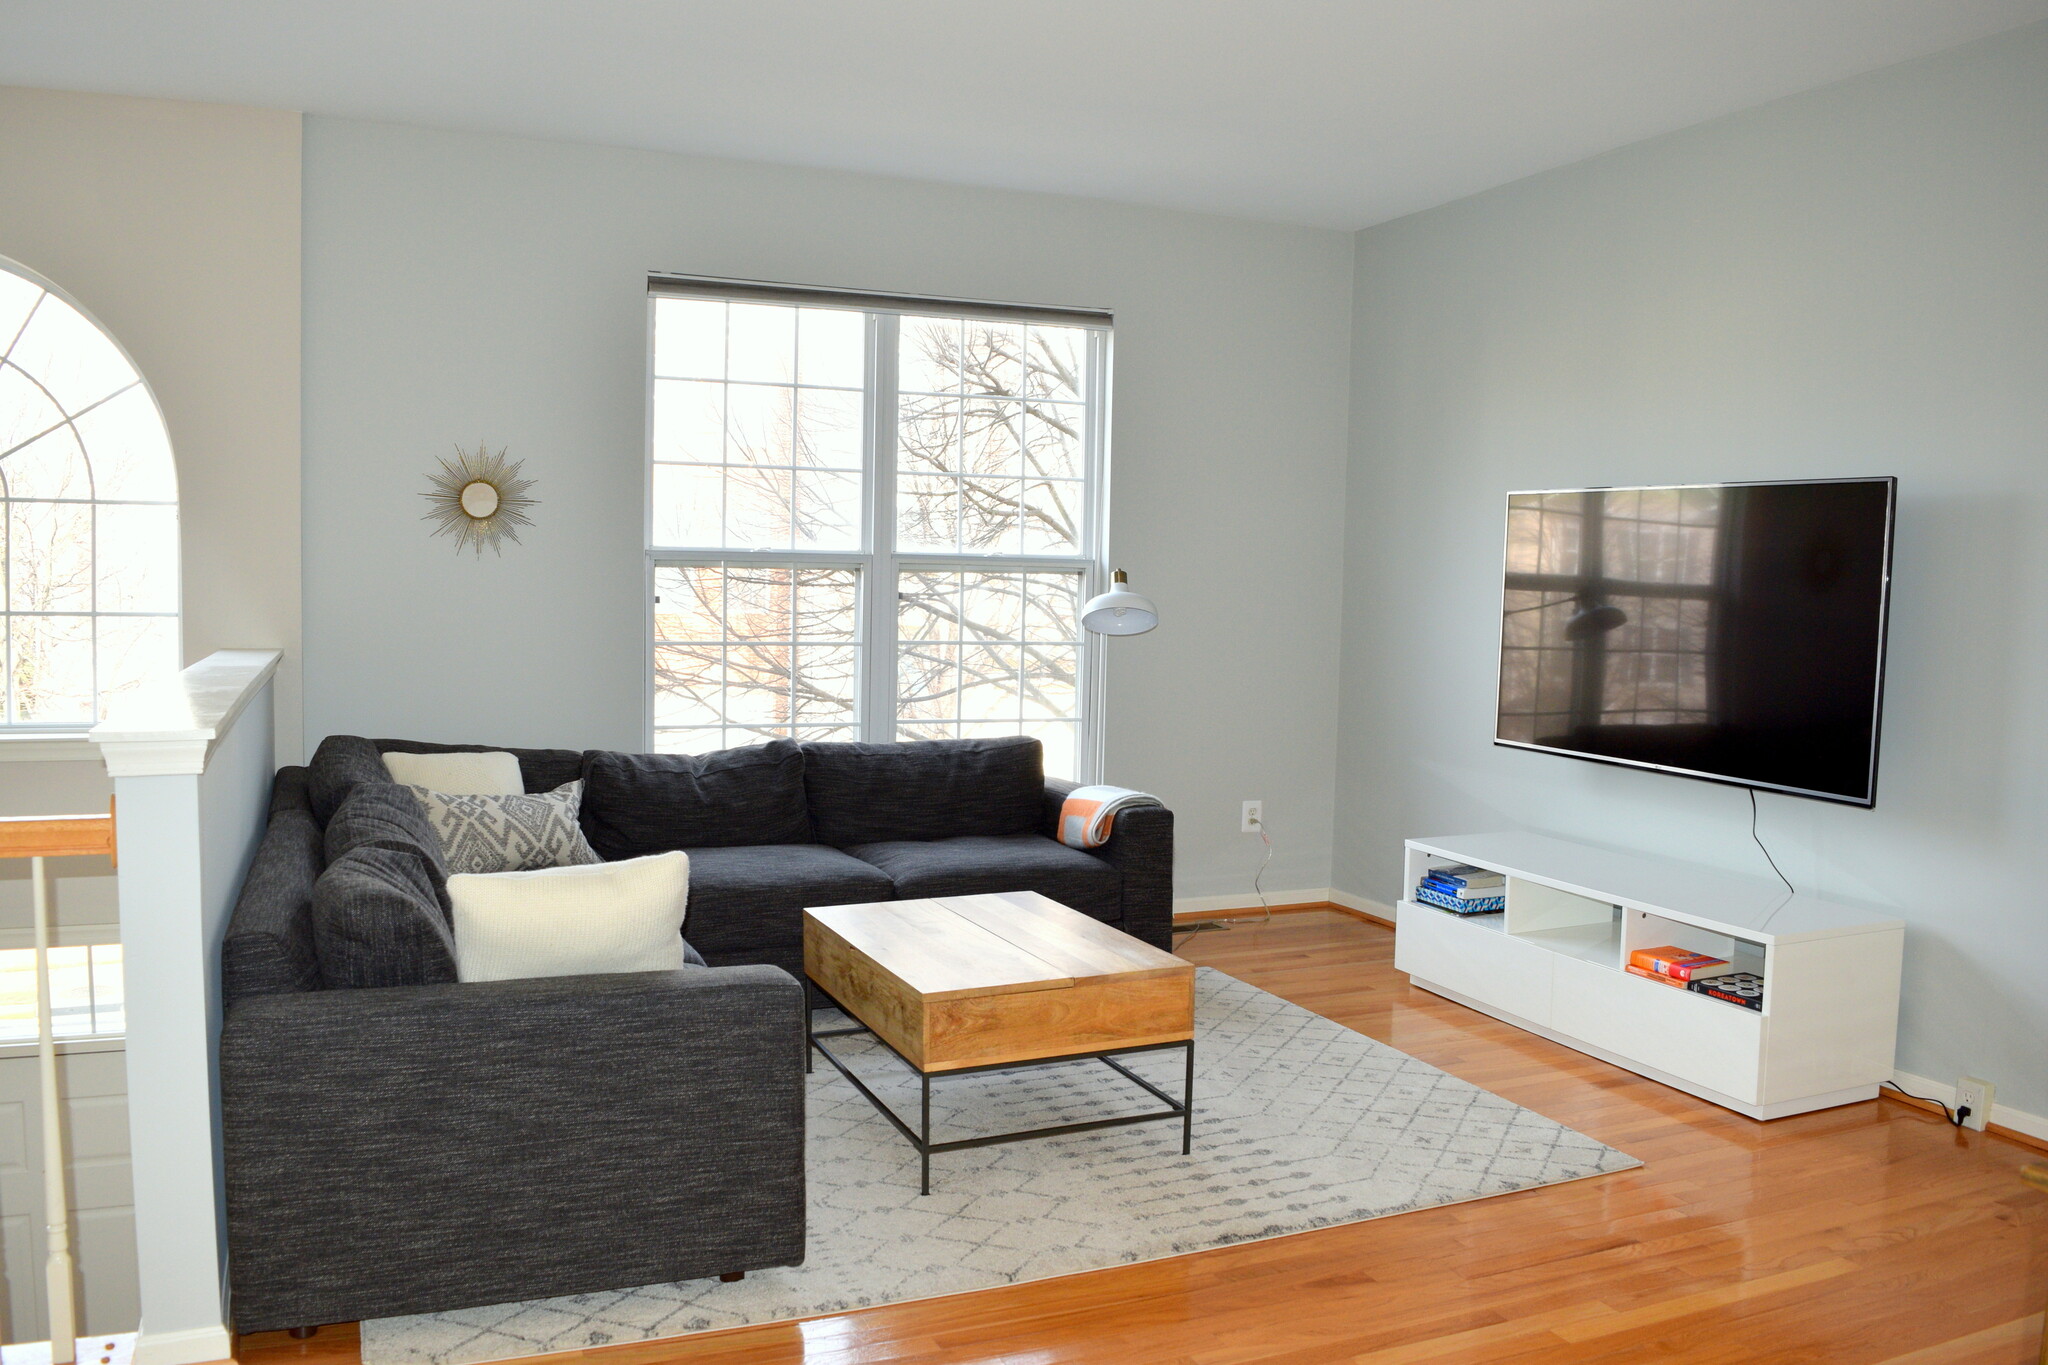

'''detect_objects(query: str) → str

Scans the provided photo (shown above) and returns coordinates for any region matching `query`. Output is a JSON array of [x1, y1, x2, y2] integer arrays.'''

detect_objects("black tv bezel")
[[1491, 475, 1897, 808]]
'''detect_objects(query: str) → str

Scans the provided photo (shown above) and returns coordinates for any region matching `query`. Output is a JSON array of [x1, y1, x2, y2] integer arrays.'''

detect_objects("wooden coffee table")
[[803, 891, 1196, 1193]]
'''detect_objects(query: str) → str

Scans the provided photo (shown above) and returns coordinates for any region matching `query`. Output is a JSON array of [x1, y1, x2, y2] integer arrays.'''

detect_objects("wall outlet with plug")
[[1241, 801, 1263, 833], [1956, 1075, 1994, 1131]]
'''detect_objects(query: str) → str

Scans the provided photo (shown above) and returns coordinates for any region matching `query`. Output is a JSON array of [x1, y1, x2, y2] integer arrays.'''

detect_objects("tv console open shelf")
[[1394, 831, 1904, 1120]]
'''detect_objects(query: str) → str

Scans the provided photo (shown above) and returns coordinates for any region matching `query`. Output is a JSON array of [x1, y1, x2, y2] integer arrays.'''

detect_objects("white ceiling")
[[4, 0, 2044, 230]]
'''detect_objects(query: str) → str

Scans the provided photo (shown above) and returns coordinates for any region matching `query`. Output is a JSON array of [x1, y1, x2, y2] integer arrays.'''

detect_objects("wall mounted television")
[[1494, 477, 1896, 807]]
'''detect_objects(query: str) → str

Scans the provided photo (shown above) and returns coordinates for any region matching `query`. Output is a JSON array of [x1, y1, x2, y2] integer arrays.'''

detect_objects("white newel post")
[[90, 651, 283, 1365]]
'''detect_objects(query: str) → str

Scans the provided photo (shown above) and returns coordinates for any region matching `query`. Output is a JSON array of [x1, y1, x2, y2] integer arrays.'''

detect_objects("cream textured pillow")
[[382, 749, 523, 795], [448, 851, 690, 983], [406, 780, 602, 874]]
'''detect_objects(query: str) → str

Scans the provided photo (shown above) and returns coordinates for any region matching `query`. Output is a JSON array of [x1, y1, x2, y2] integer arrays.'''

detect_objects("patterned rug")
[[362, 968, 1638, 1365]]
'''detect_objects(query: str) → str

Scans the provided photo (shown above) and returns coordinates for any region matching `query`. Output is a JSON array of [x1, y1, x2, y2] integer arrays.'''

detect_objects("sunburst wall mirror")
[[422, 442, 538, 556]]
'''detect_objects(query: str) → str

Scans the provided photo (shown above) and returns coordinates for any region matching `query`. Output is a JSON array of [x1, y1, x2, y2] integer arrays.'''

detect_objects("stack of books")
[[1626, 947, 1766, 1009], [1414, 864, 1505, 915], [1626, 945, 1734, 986]]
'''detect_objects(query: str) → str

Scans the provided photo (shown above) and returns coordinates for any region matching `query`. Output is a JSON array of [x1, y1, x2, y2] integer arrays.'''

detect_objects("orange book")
[[1626, 963, 1687, 987], [1628, 946, 1731, 981]]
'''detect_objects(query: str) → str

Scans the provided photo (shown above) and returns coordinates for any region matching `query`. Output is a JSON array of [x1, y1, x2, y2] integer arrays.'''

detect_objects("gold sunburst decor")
[[421, 442, 538, 556]]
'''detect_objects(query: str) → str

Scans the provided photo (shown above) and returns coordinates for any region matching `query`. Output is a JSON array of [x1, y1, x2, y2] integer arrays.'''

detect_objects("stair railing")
[[0, 803, 117, 1365]]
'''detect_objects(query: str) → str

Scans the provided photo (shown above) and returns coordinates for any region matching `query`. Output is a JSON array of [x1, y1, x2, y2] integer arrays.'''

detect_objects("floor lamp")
[[1081, 572, 1253, 941]]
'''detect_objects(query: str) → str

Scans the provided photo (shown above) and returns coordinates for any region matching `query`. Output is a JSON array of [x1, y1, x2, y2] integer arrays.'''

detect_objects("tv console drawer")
[[1394, 902, 1553, 1027], [1550, 954, 1763, 1104]]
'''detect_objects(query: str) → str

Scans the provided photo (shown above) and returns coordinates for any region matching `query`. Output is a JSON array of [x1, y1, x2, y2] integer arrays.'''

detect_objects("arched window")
[[0, 258, 179, 728]]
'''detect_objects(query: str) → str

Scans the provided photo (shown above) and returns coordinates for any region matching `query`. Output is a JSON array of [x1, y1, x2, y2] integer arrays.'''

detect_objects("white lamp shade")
[[1081, 570, 1158, 635]]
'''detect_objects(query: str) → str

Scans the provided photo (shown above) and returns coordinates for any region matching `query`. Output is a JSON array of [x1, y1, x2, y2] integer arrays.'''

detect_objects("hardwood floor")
[[239, 912, 2048, 1365]]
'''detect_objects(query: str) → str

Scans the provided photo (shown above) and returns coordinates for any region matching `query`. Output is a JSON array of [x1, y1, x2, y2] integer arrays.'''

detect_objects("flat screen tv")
[[1494, 477, 1896, 806]]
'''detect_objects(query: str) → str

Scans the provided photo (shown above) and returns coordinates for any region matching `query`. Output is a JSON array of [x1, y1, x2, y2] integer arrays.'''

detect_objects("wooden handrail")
[[0, 802, 115, 864]]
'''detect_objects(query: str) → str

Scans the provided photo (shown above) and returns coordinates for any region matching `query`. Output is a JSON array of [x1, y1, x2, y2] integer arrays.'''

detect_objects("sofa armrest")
[[1041, 780, 1175, 951], [221, 965, 805, 1331], [1042, 776, 1082, 838]]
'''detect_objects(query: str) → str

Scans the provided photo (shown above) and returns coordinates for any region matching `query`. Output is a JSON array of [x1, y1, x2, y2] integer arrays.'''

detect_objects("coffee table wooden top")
[[804, 891, 1194, 1072]]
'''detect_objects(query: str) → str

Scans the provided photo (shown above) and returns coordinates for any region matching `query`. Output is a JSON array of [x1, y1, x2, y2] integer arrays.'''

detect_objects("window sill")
[[0, 732, 100, 763]]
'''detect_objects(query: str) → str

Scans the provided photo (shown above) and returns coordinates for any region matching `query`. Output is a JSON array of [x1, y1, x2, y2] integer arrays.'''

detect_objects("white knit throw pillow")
[[382, 749, 523, 795], [406, 780, 601, 875], [448, 851, 690, 983]]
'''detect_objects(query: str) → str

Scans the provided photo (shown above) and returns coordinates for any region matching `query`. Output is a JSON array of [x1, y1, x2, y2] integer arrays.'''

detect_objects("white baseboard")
[[133, 1324, 232, 1365], [1172, 887, 1399, 922], [1329, 889, 1398, 922], [1173, 887, 1330, 917], [1890, 1070, 2048, 1145]]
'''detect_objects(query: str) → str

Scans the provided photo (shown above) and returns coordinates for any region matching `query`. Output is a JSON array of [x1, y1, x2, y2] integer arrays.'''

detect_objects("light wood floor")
[[240, 912, 2048, 1365]]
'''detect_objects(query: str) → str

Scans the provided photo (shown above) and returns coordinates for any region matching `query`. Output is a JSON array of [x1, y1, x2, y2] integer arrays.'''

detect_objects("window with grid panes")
[[647, 281, 1108, 781], [2, 257, 180, 730]]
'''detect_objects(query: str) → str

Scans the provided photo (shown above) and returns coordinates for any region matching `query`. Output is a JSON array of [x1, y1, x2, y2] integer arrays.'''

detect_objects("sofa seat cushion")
[[843, 834, 1122, 922], [802, 736, 1043, 846], [679, 843, 893, 976], [581, 741, 812, 858]]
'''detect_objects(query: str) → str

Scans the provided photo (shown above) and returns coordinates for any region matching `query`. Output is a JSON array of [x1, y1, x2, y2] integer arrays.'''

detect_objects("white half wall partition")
[[90, 651, 282, 1365]]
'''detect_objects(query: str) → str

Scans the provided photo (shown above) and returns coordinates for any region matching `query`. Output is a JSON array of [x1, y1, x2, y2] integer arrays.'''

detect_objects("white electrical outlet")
[[1956, 1075, 1994, 1131], [1241, 800, 1263, 833]]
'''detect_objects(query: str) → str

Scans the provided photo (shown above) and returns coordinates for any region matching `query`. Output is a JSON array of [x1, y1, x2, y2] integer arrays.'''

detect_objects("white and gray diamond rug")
[[363, 968, 1637, 1365]]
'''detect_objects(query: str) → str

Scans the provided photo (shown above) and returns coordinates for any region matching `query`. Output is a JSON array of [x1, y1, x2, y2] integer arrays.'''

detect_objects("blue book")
[[1421, 874, 1503, 900], [1427, 864, 1505, 890]]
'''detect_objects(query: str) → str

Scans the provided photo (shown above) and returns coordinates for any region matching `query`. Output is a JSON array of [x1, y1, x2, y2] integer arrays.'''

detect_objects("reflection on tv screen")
[[1495, 479, 1893, 805]]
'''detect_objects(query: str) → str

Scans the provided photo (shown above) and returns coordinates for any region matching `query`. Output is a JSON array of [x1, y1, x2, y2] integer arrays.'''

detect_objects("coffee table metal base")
[[807, 1011, 1195, 1195]]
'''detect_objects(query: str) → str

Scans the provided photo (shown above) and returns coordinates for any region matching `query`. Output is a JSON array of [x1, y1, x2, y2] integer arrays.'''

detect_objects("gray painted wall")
[[300, 118, 1354, 899], [1339, 26, 2048, 1112], [0, 87, 304, 762]]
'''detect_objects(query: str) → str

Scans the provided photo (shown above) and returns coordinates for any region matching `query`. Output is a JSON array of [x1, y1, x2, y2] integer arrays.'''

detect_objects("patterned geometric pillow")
[[405, 780, 603, 875]]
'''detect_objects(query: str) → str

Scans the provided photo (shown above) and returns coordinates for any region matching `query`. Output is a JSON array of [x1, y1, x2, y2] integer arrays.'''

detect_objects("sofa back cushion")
[[323, 782, 450, 875], [305, 735, 587, 826], [305, 735, 389, 826], [222, 770, 325, 1003], [310, 844, 458, 989], [802, 736, 1043, 846], [579, 741, 811, 859]]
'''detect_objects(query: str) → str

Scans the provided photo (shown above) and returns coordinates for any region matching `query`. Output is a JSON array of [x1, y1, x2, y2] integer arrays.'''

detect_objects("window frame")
[[642, 291, 1112, 782], [0, 255, 182, 734]]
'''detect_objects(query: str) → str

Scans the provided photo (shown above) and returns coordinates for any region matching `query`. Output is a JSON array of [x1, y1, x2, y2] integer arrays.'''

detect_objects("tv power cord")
[[1881, 1081, 1971, 1129], [1175, 811, 1275, 940], [1749, 787, 1794, 899]]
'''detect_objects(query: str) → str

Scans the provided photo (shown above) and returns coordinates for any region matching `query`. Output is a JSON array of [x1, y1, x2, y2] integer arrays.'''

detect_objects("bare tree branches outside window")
[[649, 295, 1101, 776], [2, 264, 180, 726], [896, 318, 1085, 555], [654, 564, 859, 753]]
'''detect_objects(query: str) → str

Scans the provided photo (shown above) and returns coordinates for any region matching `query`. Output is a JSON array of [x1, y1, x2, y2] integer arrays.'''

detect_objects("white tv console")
[[1394, 831, 1904, 1120]]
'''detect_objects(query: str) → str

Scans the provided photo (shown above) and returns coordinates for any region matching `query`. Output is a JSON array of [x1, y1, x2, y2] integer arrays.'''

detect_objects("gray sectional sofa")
[[219, 734, 1173, 1332]]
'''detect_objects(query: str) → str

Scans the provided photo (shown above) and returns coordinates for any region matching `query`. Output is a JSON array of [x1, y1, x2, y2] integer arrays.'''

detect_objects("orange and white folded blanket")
[[1057, 785, 1162, 849]]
